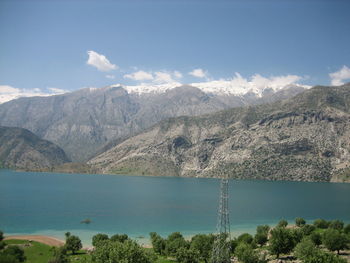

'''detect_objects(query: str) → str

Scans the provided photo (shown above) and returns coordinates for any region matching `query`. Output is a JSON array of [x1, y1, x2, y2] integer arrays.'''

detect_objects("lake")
[[0, 169, 350, 246]]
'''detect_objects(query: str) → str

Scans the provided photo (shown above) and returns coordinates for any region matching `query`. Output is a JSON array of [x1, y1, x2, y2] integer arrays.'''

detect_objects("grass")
[[4, 240, 92, 263]]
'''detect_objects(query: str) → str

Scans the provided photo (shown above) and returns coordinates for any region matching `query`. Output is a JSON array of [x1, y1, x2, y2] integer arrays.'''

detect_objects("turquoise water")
[[1, 169, 350, 246]]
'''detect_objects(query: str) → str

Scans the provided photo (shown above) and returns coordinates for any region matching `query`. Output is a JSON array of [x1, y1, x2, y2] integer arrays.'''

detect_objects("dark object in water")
[[80, 218, 91, 224]]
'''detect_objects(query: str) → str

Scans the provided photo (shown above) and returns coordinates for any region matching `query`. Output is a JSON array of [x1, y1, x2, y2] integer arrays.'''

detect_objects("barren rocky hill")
[[89, 83, 350, 182]]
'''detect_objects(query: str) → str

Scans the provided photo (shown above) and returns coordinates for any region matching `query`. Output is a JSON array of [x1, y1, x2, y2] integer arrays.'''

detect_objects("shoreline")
[[4, 235, 65, 247]]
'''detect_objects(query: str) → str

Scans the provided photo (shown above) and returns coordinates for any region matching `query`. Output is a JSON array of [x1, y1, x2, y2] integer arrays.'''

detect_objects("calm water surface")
[[0, 169, 349, 245]]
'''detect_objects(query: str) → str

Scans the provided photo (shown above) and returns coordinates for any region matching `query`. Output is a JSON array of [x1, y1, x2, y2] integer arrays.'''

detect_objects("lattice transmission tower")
[[211, 175, 231, 263]]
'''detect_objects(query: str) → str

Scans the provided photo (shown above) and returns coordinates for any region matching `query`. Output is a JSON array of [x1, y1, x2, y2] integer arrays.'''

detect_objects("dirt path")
[[4, 235, 65, 247]]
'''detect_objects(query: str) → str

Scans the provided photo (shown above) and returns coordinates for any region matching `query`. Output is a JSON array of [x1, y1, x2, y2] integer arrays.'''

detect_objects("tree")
[[301, 224, 316, 236], [0, 254, 20, 263], [277, 219, 288, 228], [309, 232, 322, 247], [175, 247, 199, 263], [313, 219, 329, 229], [269, 227, 295, 258], [254, 225, 269, 247], [92, 239, 152, 263], [322, 229, 349, 254], [295, 217, 306, 227], [344, 224, 350, 234], [190, 234, 214, 263], [329, 220, 344, 230], [110, 234, 129, 243], [92, 233, 109, 247], [237, 233, 254, 245], [294, 238, 346, 263], [0, 246, 25, 262], [165, 232, 188, 256], [234, 243, 264, 263], [150, 232, 166, 255], [65, 235, 82, 254], [0, 230, 3, 241]]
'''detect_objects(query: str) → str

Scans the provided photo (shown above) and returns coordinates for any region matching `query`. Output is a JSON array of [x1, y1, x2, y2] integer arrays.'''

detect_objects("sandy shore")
[[4, 235, 65, 247]]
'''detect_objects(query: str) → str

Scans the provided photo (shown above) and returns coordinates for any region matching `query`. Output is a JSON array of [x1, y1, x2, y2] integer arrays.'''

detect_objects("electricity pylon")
[[211, 174, 231, 263]]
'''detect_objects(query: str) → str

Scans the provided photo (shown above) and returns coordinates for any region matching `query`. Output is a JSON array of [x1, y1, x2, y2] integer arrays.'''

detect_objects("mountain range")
[[0, 83, 306, 162], [89, 83, 350, 182]]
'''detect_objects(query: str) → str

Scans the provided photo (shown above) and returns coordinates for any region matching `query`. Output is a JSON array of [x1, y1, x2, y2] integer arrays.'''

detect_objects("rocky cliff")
[[0, 84, 306, 162], [89, 83, 350, 182], [0, 126, 70, 170]]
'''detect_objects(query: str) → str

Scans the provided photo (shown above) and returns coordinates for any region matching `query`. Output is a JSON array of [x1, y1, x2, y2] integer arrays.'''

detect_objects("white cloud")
[[106, 75, 115, 79], [0, 85, 68, 104], [329, 65, 350, 86], [191, 73, 306, 96], [124, 70, 154, 81], [189, 68, 208, 78], [86, 50, 117, 72], [174, 71, 183, 79], [154, 71, 175, 84]]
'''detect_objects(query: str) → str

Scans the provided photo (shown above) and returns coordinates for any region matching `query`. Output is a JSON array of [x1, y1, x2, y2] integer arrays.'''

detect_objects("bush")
[[235, 243, 265, 263], [309, 232, 322, 247], [237, 233, 254, 245], [295, 217, 306, 227], [165, 232, 188, 256], [0, 246, 25, 262], [277, 219, 288, 228], [322, 229, 349, 254], [190, 234, 214, 263], [294, 238, 317, 260], [0, 230, 3, 241], [329, 220, 344, 230], [92, 233, 109, 247], [344, 224, 350, 234], [48, 247, 68, 263], [175, 247, 199, 263], [92, 239, 152, 263], [314, 219, 329, 229], [0, 253, 20, 263]]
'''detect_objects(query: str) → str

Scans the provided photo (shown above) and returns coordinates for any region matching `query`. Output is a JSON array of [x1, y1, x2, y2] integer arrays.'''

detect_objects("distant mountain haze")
[[0, 126, 70, 170], [89, 83, 350, 182], [0, 83, 307, 162]]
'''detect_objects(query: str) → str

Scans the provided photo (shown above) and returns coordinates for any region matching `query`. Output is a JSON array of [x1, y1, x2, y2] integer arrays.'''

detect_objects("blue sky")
[[0, 0, 350, 100]]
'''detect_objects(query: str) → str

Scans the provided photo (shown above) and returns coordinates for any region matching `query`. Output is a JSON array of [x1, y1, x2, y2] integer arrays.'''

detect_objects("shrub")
[[92, 233, 109, 247], [269, 227, 296, 258], [235, 243, 265, 263], [329, 220, 344, 230], [295, 217, 306, 227], [322, 229, 349, 254], [277, 219, 288, 228], [175, 247, 199, 263], [314, 219, 329, 229]]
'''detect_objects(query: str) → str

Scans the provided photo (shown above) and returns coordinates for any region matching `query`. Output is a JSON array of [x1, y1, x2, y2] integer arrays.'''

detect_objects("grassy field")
[[4, 239, 91, 263]]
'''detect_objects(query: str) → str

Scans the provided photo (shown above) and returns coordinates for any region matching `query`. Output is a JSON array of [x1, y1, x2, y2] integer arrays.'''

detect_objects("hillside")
[[89, 83, 350, 182], [0, 126, 70, 170], [0, 84, 306, 162]]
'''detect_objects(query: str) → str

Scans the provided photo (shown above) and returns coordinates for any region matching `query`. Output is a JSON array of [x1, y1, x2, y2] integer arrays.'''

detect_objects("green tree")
[[295, 217, 306, 227], [329, 220, 344, 230], [234, 243, 264, 263], [0, 246, 25, 262], [175, 247, 199, 263], [92, 239, 152, 263], [0, 253, 20, 263], [294, 238, 346, 263], [254, 225, 270, 247], [65, 235, 82, 254], [149, 232, 166, 255], [313, 219, 329, 229], [0, 230, 3, 241], [237, 233, 254, 245], [301, 224, 316, 236], [110, 234, 129, 243], [277, 219, 288, 228], [344, 224, 350, 234], [322, 229, 349, 254], [269, 227, 295, 258], [190, 234, 214, 263], [309, 232, 322, 247], [165, 232, 188, 256], [92, 233, 109, 247]]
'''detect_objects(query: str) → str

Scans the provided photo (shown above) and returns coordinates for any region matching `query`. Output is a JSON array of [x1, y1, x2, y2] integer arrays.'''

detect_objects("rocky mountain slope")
[[0, 126, 70, 170], [89, 83, 350, 182], [0, 84, 306, 162]]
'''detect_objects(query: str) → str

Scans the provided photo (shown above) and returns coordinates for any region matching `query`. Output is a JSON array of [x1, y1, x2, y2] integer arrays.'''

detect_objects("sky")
[[0, 0, 350, 102]]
